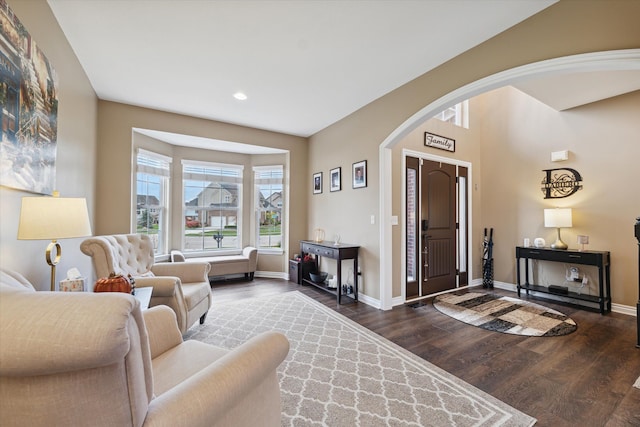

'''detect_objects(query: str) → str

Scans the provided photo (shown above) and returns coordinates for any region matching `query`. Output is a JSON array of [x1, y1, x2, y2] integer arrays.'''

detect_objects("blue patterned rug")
[[433, 292, 577, 337]]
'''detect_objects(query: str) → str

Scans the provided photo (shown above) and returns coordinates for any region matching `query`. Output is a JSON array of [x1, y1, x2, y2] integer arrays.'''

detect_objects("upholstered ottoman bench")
[[171, 247, 258, 280]]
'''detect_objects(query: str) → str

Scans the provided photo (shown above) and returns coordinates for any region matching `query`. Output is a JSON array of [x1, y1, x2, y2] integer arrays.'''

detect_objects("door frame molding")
[[378, 49, 640, 310], [401, 149, 472, 304]]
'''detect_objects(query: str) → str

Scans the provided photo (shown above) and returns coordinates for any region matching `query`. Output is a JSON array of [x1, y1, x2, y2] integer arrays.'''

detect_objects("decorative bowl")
[[309, 272, 328, 283]]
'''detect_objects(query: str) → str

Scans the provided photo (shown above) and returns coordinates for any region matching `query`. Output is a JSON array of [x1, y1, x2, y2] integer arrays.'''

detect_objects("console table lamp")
[[544, 208, 572, 250], [17, 193, 92, 291]]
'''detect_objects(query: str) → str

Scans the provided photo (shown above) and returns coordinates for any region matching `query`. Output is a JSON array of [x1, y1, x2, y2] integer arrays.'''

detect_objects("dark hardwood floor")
[[208, 277, 640, 427]]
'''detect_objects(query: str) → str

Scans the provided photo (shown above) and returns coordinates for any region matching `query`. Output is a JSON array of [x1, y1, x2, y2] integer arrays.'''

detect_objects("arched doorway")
[[378, 49, 640, 310]]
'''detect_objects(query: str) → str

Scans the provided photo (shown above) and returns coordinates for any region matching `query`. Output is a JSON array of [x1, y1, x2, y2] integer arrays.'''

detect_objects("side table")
[[133, 287, 152, 310]]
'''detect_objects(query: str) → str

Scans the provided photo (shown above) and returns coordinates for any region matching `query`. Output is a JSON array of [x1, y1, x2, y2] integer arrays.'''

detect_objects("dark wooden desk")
[[300, 240, 360, 304], [516, 246, 611, 314]]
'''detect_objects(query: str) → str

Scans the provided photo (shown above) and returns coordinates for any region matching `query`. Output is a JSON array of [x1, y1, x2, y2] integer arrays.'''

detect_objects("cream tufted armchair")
[[80, 234, 211, 334], [0, 269, 289, 427]]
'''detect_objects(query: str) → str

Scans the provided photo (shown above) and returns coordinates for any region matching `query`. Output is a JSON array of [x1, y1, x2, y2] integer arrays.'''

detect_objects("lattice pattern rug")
[[185, 291, 535, 426], [433, 292, 577, 337]]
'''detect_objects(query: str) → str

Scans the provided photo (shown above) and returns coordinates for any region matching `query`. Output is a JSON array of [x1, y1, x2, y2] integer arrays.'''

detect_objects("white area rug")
[[634, 376, 640, 389], [186, 291, 536, 426]]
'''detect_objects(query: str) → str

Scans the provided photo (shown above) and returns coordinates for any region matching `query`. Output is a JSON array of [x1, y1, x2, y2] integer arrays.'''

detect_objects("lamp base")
[[551, 228, 568, 250], [551, 238, 568, 250]]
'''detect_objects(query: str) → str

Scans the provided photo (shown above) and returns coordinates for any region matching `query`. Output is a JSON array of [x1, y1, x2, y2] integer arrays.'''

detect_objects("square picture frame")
[[330, 167, 341, 192], [313, 172, 323, 194], [352, 160, 367, 189]]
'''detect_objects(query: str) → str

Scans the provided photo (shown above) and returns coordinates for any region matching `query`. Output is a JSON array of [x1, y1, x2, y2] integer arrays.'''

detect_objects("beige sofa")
[[0, 269, 289, 427], [81, 234, 212, 333], [171, 246, 258, 280]]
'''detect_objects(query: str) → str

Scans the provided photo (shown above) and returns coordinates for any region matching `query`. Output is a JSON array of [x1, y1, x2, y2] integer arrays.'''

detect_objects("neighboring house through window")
[[135, 149, 171, 255], [254, 165, 283, 252]]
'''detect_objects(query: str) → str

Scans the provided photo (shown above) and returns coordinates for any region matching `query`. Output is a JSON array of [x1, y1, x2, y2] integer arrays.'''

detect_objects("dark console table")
[[300, 240, 360, 304], [516, 246, 611, 314]]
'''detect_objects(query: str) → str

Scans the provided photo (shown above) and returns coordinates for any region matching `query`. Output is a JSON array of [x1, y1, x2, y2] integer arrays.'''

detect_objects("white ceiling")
[[512, 70, 640, 111], [47, 0, 639, 152], [47, 0, 558, 139]]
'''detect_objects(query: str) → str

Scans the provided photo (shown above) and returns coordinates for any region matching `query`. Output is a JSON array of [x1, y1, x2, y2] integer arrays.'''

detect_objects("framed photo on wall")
[[352, 160, 367, 189], [313, 172, 322, 194], [330, 167, 341, 192]]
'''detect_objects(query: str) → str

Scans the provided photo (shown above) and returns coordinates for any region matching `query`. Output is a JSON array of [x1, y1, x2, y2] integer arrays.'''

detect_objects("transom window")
[[433, 100, 469, 129]]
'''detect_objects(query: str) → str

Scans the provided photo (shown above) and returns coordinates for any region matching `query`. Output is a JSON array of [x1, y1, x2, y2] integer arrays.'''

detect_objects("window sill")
[[258, 248, 284, 256]]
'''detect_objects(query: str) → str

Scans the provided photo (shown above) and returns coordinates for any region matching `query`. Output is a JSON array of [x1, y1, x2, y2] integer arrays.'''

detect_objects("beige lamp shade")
[[544, 208, 572, 229], [18, 197, 92, 240]]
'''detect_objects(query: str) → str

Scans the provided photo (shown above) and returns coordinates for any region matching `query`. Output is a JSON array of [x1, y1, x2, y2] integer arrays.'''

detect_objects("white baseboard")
[[358, 293, 382, 309], [489, 280, 636, 317], [279, 274, 637, 317], [255, 271, 287, 280]]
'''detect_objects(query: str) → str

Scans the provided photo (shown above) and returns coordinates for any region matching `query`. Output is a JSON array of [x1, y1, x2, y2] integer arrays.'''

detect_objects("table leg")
[[605, 264, 611, 313], [516, 256, 521, 298], [337, 258, 342, 304], [598, 265, 605, 314], [353, 257, 358, 301]]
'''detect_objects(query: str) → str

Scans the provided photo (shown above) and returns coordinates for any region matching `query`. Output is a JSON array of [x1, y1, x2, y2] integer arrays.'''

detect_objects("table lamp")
[[544, 208, 572, 250], [18, 192, 92, 291]]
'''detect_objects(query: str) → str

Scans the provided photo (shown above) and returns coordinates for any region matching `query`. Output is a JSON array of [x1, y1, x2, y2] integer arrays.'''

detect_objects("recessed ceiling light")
[[233, 92, 248, 101]]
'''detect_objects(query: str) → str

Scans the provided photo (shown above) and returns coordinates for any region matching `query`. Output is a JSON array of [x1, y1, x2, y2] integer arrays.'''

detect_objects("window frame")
[[433, 100, 469, 129], [254, 165, 284, 254], [134, 149, 171, 256], [182, 160, 244, 254]]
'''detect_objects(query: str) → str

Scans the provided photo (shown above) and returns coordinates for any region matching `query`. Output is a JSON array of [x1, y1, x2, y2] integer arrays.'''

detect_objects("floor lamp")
[[17, 193, 92, 291]]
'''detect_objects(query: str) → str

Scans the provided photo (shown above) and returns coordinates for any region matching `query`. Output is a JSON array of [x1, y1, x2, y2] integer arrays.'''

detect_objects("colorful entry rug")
[[186, 291, 535, 426], [433, 292, 577, 337]]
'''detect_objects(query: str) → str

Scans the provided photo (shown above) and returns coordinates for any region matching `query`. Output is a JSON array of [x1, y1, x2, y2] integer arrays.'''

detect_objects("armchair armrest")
[[144, 331, 289, 427], [135, 276, 178, 297], [151, 262, 210, 283], [143, 306, 183, 359]]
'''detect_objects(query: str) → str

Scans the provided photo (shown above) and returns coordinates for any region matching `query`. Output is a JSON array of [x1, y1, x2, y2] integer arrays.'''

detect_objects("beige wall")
[[0, 0, 97, 290], [308, 0, 640, 305], [97, 101, 307, 275], [2, 0, 639, 307], [480, 87, 640, 307], [390, 87, 640, 308]]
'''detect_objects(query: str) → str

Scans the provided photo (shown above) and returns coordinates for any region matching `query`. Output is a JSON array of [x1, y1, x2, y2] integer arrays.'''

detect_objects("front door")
[[406, 157, 467, 299], [422, 159, 457, 294]]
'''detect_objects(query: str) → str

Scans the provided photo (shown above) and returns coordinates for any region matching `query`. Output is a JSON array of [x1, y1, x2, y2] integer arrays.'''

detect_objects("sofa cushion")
[[192, 255, 247, 265], [152, 340, 228, 396]]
